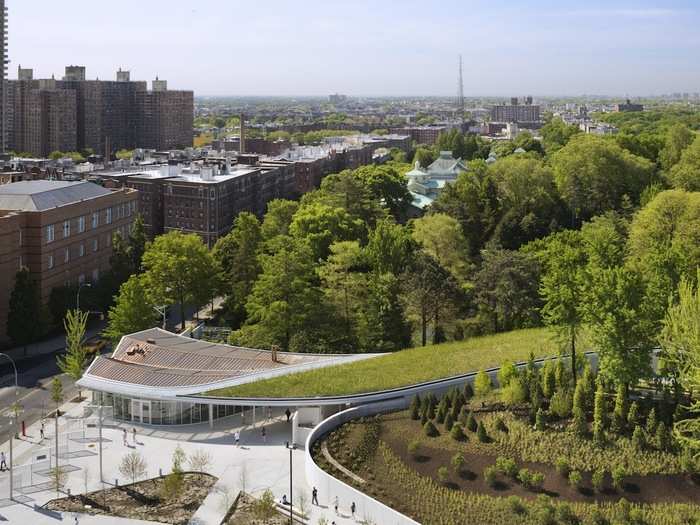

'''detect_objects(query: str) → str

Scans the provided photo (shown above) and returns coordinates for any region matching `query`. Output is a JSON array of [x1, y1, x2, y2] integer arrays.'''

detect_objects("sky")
[[7, 0, 700, 97]]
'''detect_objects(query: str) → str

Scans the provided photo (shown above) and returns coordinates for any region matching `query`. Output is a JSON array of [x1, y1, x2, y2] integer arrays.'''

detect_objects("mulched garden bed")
[[221, 492, 292, 525], [45, 472, 216, 524]]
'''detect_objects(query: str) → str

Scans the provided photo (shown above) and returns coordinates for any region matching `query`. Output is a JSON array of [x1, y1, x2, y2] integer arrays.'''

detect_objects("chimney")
[[239, 114, 246, 154]]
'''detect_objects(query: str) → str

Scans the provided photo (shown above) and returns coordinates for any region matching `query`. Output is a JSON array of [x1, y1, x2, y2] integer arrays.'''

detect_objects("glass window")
[[92, 268, 99, 282], [64, 248, 70, 263], [79, 243, 85, 257], [48, 254, 54, 269], [106, 208, 112, 224], [78, 216, 86, 233], [46, 224, 55, 243], [92, 212, 99, 229], [92, 238, 98, 252], [63, 220, 70, 238]]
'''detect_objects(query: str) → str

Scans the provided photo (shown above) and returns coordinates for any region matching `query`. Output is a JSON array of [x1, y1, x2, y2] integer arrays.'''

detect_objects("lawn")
[[209, 327, 562, 398]]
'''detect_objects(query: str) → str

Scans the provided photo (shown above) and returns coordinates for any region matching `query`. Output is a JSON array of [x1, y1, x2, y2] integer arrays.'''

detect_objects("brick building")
[[490, 98, 541, 123], [0, 180, 138, 339], [395, 126, 447, 145]]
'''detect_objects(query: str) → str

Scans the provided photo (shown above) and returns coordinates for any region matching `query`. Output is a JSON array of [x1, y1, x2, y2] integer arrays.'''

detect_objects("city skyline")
[[8, 0, 700, 98]]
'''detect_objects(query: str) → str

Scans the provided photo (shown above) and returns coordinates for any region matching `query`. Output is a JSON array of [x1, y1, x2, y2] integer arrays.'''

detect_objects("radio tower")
[[457, 55, 465, 123]]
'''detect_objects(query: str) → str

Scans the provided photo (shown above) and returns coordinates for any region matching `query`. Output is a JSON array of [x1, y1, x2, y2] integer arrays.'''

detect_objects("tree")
[[115, 149, 133, 161], [668, 135, 700, 190], [213, 212, 263, 327], [659, 124, 694, 171], [353, 164, 413, 219], [104, 275, 159, 341], [540, 231, 586, 384], [541, 117, 581, 154], [474, 370, 492, 397], [188, 449, 213, 473], [312, 170, 385, 227], [161, 445, 186, 501], [290, 202, 364, 260], [7, 267, 48, 353], [414, 147, 436, 168], [411, 213, 469, 282], [57, 309, 89, 400], [583, 265, 655, 388], [474, 247, 541, 333], [551, 134, 654, 222], [142, 231, 218, 331], [261, 199, 299, 243], [659, 271, 700, 456], [359, 271, 412, 352], [593, 379, 607, 444], [119, 451, 148, 484], [365, 218, 413, 275]]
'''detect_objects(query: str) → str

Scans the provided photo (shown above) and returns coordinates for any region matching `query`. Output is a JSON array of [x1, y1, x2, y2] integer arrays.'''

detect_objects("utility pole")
[[285, 441, 296, 525]]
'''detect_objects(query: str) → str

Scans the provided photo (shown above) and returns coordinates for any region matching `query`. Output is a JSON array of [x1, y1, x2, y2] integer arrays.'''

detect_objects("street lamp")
[[0, 352, 18, 501], [285, 441, 296, 525], [153, 305, 168, 330], [77, 282, 92, 312]]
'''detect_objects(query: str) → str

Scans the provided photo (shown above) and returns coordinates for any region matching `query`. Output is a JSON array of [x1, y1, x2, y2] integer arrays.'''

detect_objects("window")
[[92, 238, 98, 252], [64, 248, 70, 263], [63, 220, 70, 238], [79, 243, 85, 257], [48, 254, 54, 269], [46, 224, 55, 243], [92, 212, 99, 229], [78, 216, 86, 233], [18, 255, 23, 269], [106, 208, 112, 224], [92, 268, 99, 282], [78, 274, 85, 285], [18, 230, 22, 247]]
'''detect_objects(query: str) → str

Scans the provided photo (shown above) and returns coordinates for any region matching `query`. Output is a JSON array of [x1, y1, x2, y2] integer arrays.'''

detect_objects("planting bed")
[[45, 472, 216, 524], [313, 411, 700, 525]]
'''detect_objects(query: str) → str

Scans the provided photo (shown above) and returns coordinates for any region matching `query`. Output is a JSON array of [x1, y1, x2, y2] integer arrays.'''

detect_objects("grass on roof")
[[208, 327, 565, 399]]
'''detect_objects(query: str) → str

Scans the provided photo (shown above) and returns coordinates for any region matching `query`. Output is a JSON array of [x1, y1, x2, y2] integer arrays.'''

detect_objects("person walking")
[[122, 428, 127, 446], [132, 427, 137, 444], [351, 501, 356, 518], [334, 496, 339, 515], [0, 451, 7, 471], [234, 430, 240, 447], [285, 408, 291, 422], [40, 421, 45, 441], [267, 407, 272, 421], [261, 426, 266, 443], [312, 486, 319, 506]]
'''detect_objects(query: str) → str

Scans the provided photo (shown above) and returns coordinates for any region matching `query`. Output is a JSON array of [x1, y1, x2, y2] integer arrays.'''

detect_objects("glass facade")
[[92, 392, 238, 426]]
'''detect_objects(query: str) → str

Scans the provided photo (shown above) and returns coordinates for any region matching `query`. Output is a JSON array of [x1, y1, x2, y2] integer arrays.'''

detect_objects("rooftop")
[[0, 180, 113, 211]]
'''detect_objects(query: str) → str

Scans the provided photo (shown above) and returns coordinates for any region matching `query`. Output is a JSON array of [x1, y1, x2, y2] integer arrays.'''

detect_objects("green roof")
[[208, 327, 563, 399]]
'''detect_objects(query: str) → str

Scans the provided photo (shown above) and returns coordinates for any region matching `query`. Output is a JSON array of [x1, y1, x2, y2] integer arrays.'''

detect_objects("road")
[[0, 343, 111, 446]]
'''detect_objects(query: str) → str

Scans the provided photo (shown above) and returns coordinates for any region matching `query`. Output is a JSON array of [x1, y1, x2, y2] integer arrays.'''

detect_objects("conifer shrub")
[[568, 470, 583, 490], [518, 468, 532, 488], [535, 408, 546, 431], [611, 384, 628, 434], [474, 370, 492, 397], [466, 411, 477, 432], [495, 456, 518, 478], [450, 422, 465, 441], [655, 422, 671, 451], [531, 471, 545, 490], [627, 401, 639, 428], [477, 420, 488, 442], [612, 466, 625, 491], [550, 387, 573, 418], [444, 412, 454, 431], [437, 466, 449, 484], [501, 376, 527, 406], [495, 416, 508, 433], [451, 452, 465, 474], [484, 465, 498, 487], [423, 420, 439, 437], [646, 407, 658, 436], [420, 410, 428, 426], [592, 468, 606, 492], [463, 381, 474, 400], [409, 394, 421, 420], [632, 425, 645, 450], [555, 457, 570, 477]]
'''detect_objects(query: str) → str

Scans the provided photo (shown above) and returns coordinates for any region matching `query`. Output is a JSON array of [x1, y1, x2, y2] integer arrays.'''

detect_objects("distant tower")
[[0, 0, 7, 152], [457, 54, 465, 122], [239, 113, 246, 154]]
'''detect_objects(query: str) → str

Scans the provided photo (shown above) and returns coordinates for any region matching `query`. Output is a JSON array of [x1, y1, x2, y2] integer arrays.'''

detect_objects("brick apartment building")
[[5, 67, 193, 158], [0, 180, 138, 340], [395, 126, 447, 145], [490, 97, 541, 123]]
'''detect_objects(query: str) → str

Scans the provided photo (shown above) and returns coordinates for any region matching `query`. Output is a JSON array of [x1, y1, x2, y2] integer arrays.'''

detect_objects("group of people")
[[122, 427, 138, 446], [282, 487, 356, 522]]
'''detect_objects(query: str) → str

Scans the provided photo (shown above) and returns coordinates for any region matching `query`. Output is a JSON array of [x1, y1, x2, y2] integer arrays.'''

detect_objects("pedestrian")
[[351, 501, 356, 518], [267, 407, 272, 421], [122, 428, 127, 446], [0, 451, 7, 471], [40, 421, 45, 441], [312, 486, 318, 506], [334, 496, 339, 515], [285, 408, 291, 422], [261, 426, 266, 443], [282, 494, 289, 505], [132, 427, 137, 444], [234, 430, 240, 447]]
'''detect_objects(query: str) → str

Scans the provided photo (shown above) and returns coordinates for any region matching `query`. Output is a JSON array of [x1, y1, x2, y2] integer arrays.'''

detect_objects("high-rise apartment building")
[[490, 97, 541, 123], [5, 67, 193, 157], [1, 0, 7, 153]]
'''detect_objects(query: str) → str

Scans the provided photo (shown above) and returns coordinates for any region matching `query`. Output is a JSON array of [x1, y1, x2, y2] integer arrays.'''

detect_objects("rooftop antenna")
[[458, 54, 465, 123]]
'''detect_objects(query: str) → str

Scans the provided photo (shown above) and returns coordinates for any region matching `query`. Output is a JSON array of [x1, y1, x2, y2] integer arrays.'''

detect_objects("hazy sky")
[[8, 0, 700, 97]]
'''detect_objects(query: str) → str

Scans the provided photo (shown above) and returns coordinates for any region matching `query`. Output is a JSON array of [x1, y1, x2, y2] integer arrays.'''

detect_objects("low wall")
[[304, 398, 420, 525]]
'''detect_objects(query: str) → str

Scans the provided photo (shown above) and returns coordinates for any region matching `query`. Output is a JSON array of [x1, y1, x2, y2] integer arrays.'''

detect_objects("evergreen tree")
[[7, 268, 48, 353], [612, 384, 628, 434], [593, 380, 607, 444], [627, 401, 639, 428], [646, 407, 658, 436]]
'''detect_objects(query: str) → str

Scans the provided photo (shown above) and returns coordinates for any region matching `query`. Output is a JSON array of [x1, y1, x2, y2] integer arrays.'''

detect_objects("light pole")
[[153, 305, 167, 330], [285, 441, 296, 525], [0, 352, 18, 501], [77, 282, 92, 312]]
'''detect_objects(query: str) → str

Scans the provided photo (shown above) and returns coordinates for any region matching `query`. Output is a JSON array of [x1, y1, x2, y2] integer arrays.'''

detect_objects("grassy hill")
[[208, 327, 565, 398]]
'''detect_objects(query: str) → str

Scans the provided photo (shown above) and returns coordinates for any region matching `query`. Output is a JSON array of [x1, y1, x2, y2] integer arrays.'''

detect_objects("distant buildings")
[[0, 0, 7, 152], [490, 97, 541, 124], [614, 99, 644, 112], [5, 66, 194, 158], [405, 151, 467, 210], [396, 126, 447, 145], [0, 180, 137, 340]]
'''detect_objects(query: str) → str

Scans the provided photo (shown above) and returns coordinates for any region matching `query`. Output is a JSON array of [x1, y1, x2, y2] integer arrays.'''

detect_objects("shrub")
[[611, 384, 628, 434], [555, 503, 579, 525], [568, 470, 583, 490], [498, 360, 518, 387], [572, 381, 586, 419], [409, 395, 420, 420], [476, 421, 488, 442], [592, 468, 606, 492], [420, 410, 428, 426], [593, 380, 607, 432], [463, 382, 474, 399], [680, 447, 699, 475], [631, 425, 645, 450], [627, 400, 639, 428], [541, 361, 556, 399], [474, 370, 492, 397], [518, 468, 532, 488], [571, 408, 587, 436], [612, 466, 625, 491], [451, 453, 465, 474], [436, 399, 447, 424], [589, 508, 608, 525], [531, 471, 545, 490], [407, 439, 420, 458], [501, 376, 527, 406], [423, 420, 439, 437], [534, 494, 557, 525], [484, 465, 498, 487], [495, 416, 508, 433], [507, 495, 526, 515], [496, 456, 518, 478], [535, 408, 546, 431], [437, 466, 449, 484], [645, 406, 658, 436], [444, 412, 454, 431], [555, 456, 570, 477], [450, 423, 465, 441], [655, 421, 670, 451], [466, 411, 477, 432], [550, 388, 573, 418]]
